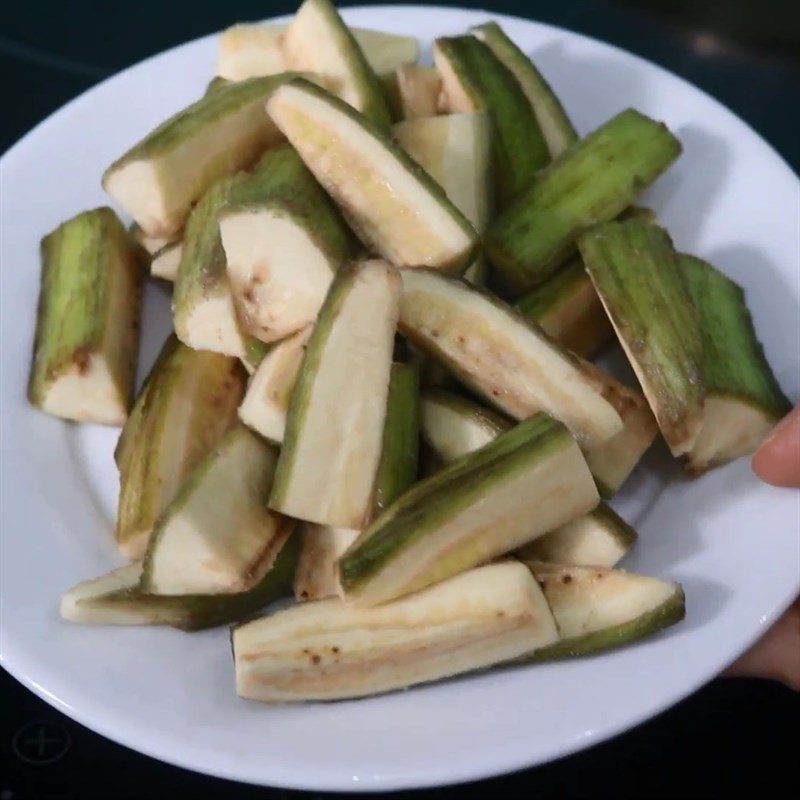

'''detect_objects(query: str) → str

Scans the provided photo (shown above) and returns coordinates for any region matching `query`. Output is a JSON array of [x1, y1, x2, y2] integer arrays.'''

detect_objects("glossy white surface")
[[1, 5, 798, 791]]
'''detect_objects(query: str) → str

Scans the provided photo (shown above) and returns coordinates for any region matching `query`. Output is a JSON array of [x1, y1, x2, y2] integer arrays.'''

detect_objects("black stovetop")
[[3, 668, 799, 798]]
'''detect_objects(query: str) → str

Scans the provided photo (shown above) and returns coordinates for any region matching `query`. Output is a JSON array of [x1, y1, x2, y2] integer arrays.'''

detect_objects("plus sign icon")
[[12, 722, 71, 766]]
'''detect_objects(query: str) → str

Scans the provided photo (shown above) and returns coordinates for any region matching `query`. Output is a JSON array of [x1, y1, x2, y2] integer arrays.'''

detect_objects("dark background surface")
[[2, 0, 799, 168], [2, 2, 799, 798]]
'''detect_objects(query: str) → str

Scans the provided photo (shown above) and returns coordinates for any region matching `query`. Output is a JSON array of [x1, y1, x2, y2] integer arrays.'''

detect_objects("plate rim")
[[1, 5, 798, 792]]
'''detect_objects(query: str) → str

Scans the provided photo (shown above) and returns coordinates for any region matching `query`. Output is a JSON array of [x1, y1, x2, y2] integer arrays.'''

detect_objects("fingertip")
[[752, 405, 800, 488], [751, 448, 782, 486]]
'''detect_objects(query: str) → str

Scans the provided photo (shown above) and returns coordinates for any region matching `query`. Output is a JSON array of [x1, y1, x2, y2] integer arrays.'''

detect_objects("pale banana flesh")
[[234, 561, 558, 702]]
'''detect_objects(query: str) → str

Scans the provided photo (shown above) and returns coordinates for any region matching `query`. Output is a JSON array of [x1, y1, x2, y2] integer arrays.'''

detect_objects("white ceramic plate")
[[1, 5, 798, 792]]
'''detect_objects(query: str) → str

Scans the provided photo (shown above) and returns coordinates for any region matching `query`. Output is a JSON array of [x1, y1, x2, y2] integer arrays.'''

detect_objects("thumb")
[[751, 405, 800, 488], [725, 599, 800, 689]]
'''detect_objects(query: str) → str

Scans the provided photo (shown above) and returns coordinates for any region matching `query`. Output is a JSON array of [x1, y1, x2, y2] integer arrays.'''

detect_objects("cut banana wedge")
[[234, 561, 558, 702]]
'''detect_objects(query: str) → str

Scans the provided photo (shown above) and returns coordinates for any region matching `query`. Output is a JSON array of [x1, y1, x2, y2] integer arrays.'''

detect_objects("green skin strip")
[[372, 362, 421, 516], [269, 261, 364, 509], [204, 76, 230, 96], [436, 36, 549, 206], [242, 337, 273, 371], [223, 144, 356, 264], [486, 109, 682, 294], [116, 336, 178, 484], [96, 531, 300, 631], [103, 75, 296, 171], [114, 334, 181, 472], [28, 207, 143, 407], [306, 0, 392, 128], [526, 588, 685, 661], [339, 414, 570, 591], [680, 255, 791, 418], [514, 210, 657, 321], [579, 221, 704, 453], [173, 173, 246, 327], [515, 209, 657, 321], [470, 21, 577, 159], [114, 381, 148, 472], [379, 71, 403, 122]]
